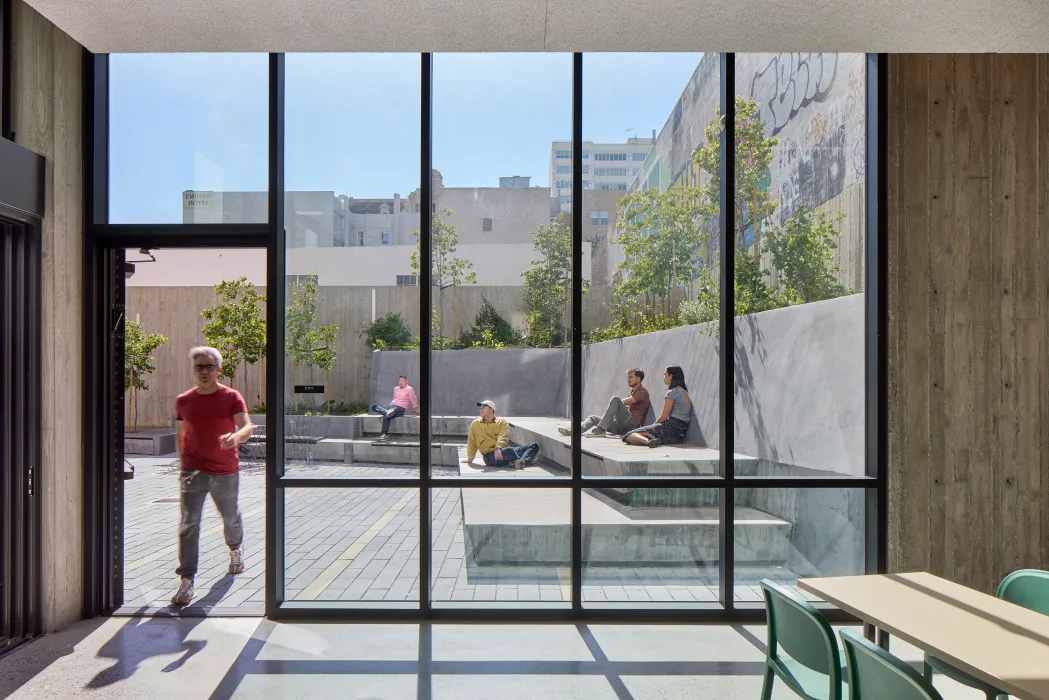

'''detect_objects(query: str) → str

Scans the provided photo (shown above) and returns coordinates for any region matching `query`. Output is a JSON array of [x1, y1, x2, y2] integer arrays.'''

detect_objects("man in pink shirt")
[[369, 374, 419, 441]]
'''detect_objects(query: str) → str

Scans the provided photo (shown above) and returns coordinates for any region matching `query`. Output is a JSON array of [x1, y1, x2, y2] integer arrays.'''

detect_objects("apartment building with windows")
[[548, 136, 654, 214]]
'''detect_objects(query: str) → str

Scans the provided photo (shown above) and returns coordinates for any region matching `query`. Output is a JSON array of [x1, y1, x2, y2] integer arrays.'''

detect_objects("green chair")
[[924, 569, 1049, 700], [759, 579, 848, 700], [840, 629, 944, 700]]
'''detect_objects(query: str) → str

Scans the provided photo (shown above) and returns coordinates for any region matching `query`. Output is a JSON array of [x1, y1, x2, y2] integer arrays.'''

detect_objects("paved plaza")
[[123, 455, 813, 612]]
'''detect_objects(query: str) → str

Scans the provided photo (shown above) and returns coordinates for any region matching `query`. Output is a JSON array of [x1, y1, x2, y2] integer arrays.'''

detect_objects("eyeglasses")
[[194, 363, 218, 372]]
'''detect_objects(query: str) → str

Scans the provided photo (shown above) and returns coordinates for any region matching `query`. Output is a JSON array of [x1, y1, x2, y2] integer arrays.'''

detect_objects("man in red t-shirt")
[[170, 346, 254, 607]]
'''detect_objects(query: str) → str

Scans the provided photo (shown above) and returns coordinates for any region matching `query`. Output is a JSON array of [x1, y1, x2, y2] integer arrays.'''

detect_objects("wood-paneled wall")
[[888, 54, 1049, 593], [11, 1, 84, 632]]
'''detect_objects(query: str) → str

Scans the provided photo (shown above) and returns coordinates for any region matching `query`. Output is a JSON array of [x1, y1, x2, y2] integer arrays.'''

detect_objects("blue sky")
[[108, 53, 703, 224]]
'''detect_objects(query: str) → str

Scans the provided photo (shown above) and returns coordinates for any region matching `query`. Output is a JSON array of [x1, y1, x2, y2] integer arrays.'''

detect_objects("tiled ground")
[[124, 455, 815, 611]]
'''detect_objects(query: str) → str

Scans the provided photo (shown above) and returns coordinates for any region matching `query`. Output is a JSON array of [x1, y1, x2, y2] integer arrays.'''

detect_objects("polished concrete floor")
[[0, 619, 989, 699]]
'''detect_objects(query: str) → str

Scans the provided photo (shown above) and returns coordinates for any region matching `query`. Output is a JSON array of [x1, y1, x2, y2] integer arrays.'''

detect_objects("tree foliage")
[[612, 186, 706, 309], [693, 96, 779, 255], [201, 277, 266, 390], [410, 209, 477, 342], [764, 206, 851, 304], [521, 221, 586, 347], [124, 319, 167, 433], [285, 276, 339, 376]]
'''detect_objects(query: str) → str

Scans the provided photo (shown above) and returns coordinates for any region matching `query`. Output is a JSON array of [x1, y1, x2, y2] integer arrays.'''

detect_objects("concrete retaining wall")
[[582, 294, 864, 477], [371, 348, 570, 418]]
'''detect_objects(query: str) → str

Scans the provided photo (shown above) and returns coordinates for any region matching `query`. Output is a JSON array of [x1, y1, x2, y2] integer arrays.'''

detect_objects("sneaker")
[[170, 578, 195, 606], [229, 547, 245, 575], [646, 438, 663, 449], [377, 434, 389, 442], [557, 426, 571, 436], [514, 458, 528, 470]]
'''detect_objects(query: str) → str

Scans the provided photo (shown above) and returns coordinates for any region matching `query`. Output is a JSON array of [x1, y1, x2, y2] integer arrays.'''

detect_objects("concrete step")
[[124, 431, 176, 456], [284, 437, 462, 467], [460, 489, 791, 567]]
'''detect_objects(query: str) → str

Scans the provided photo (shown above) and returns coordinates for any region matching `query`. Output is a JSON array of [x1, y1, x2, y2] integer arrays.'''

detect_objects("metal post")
[[419, 52, 433, 612], [718, 53, 737, 612], [265, 52, 286, 618], [571, 52, 584, 612]]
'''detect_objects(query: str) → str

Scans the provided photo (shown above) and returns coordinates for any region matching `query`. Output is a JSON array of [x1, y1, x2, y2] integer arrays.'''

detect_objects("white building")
[[548, 136, 655, 214]]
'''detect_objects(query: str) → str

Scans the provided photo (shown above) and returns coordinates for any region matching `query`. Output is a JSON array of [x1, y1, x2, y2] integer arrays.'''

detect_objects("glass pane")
[[284, 488, 419, 604], [109, 53, 269, 224], [282, 54, 421, 480], [432, 487, 571, 607], [582, 488, 720, 606], [430, 53, 573, 479], [733, 487, 865, 602], [581, 53, 721, 478], [733, 54, 867, 477]]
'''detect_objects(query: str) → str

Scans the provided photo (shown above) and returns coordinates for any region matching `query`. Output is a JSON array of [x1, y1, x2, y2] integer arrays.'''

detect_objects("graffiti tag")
[[751, 53, 838, 135]]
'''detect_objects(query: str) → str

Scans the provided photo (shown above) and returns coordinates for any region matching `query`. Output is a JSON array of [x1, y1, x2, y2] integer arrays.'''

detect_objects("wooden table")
[[798, 572, 1049, 700]]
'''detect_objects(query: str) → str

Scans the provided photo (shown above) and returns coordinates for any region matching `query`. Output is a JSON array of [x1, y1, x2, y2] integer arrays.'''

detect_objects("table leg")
[[876, 628, 890, 651], [863, 623, 890, 650], [863, 622, 875, 642]]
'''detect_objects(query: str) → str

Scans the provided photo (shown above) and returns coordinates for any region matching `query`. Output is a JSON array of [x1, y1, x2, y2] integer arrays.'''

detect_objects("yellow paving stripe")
[[299, 490, 416, 600]]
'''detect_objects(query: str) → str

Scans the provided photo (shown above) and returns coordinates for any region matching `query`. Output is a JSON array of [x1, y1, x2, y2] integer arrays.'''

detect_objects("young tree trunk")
[[326, 369, 331, 414], [259, 358, 265, 410]]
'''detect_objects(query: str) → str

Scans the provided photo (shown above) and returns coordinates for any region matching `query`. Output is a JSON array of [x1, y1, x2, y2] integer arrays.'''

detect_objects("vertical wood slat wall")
[[889, 54, 1049, 593]]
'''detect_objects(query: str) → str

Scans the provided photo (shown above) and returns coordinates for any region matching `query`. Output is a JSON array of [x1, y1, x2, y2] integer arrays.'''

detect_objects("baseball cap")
[[477, 400, 496, 411]]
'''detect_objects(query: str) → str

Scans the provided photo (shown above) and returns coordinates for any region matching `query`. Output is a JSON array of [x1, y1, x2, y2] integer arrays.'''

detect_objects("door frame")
[[0, 137, 44, 654]]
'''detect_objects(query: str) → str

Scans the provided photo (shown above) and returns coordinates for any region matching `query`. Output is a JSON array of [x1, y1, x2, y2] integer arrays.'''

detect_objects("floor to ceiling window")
[[90, 51, 884, 619]]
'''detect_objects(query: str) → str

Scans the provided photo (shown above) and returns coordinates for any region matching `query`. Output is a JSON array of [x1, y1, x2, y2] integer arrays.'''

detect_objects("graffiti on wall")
[[776, 110, 846, 225], [751, 53, 838, 136]]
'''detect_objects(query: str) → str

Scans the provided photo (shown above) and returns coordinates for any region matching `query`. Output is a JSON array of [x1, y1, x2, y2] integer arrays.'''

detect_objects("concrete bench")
[[284, 437, 461, 467], [248, 414, 474, 439]]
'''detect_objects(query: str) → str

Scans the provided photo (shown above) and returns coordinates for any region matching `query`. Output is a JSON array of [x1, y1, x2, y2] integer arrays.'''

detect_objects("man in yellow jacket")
[[463, 400, 540, 470]]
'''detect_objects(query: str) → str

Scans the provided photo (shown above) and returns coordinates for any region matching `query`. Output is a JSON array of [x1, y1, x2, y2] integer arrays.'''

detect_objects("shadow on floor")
[[87, 577, 236, 689], [205, 620, 770, 700]]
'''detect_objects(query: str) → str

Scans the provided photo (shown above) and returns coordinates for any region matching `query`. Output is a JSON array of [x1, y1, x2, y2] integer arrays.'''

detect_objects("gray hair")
[[188, 346, 222, 367]]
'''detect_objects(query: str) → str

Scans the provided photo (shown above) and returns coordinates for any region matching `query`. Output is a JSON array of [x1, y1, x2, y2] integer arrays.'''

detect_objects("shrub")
[[360, 312, 413, 350], [457, 299, 524, 349]]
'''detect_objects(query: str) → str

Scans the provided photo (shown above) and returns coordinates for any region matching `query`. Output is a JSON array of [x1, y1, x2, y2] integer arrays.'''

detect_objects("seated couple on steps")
[[559, 366, 692, 448]]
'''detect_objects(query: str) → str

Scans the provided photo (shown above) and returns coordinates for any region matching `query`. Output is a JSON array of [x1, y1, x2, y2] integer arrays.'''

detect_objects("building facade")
[[549, 136, 654, 215]]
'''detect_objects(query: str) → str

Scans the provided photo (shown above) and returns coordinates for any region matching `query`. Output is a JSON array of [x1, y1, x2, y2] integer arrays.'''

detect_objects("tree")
[[125, 320, 167, 433], [521, 221, 586, 347], [201, 277, 267, 398], [764, 206, 851, 304], [285, 276, 340, 413], [410, 209, 477, 344], [612, 185, 706, 315], [693, 96, 779, 259]]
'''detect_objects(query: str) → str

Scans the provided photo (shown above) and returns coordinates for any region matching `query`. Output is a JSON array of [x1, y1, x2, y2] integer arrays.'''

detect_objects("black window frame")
[[81, 51, 888, 623]]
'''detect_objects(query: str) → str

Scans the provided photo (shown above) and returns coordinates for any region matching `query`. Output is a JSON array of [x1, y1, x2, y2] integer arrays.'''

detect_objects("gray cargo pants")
[[175, 469, 243, 580]]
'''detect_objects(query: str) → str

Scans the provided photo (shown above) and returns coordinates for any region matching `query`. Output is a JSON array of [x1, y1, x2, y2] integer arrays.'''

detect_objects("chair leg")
[[760, 665, 775, 700], [923, 660, 933, 685]]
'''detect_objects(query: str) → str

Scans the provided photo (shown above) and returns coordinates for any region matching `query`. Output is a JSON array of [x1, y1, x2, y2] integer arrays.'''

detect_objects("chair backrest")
[[997, 569, 1049, 616], [760, 580, 841, 677], [840, 629, 944, 700]]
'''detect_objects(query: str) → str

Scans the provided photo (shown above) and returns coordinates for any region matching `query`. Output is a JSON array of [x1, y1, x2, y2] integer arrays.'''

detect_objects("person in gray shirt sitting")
[[622, 365, 692, 448]]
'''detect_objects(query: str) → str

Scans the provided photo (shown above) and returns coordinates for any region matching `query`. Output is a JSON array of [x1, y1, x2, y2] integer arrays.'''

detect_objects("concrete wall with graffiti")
[[595, 52, 866, 294], [739, 52, 867, 292]]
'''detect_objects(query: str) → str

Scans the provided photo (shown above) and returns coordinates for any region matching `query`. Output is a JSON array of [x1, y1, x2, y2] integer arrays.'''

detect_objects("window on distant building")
[[554, 180, 571, 189], [582, 150, 592, 159], [380, 231, 390, 245], [482, 217, 493, 232], [559, 194, 573, 204], [632, 152, 647, 161], [599, 210, 609, 225], [396, 275, 418, 286], [554, 165, 572, 174], [357, 230, 365, 246], [553, 149, 571, 159], [590, 210, 599, 226]]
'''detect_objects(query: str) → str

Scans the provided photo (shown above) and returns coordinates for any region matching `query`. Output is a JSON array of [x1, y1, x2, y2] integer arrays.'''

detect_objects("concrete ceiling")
[[23, 0, 1049, 53]]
